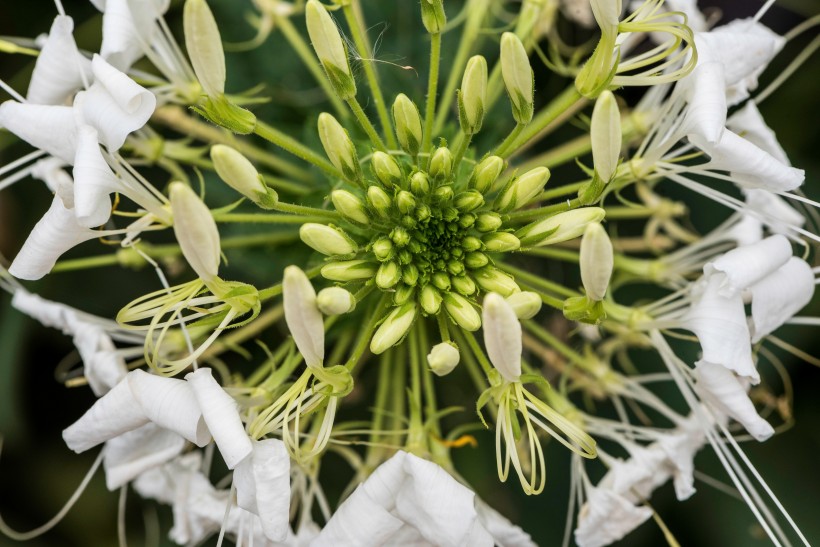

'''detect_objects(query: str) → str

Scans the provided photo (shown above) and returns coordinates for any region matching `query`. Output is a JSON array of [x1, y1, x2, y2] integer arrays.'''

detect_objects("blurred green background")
[[0, 0, 818, 545]]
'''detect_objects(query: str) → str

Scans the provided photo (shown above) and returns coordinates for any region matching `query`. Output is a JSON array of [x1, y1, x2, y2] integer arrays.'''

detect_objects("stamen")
[[0, 78, 26, 103]]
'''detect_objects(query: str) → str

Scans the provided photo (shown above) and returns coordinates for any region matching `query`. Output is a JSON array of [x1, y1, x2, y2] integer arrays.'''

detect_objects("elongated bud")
[[372, 151, 402, 187], [469, 156, 504, 194], [516, 207, 606, 246], [451, 275, 476, 296], [420, 284, 443, 314], [455, 190, 484, 212], [372, 237, 393, 260], [321, 260, 377, 281], [170, 182, 220, 282], [370, 303, 417, 354], [474, 266, 519, 296], [443, 292, 481, 331], [394, 284, 415, 306], [410, 171, 431, 195], [464, 251, 489, 269], [429, 146, 453, 181], [482, 292, 522, 383], [184, 0, 225, 97], [366, 186, 392, 218], [428, 342, 460, 376], [500, 33, 534, 124], [331, 189, 368, 224], [482, 232, 520, 252], [432, 185, 454, 204], [300, 223, 357, 256], [591, 90, 621, 182], [211, 145, 277, 208], [575, 0, 621, 98], [396, 190, 417, 215], [393, 94, 423, 157], [506, 291, 542, 319], [420, 0, 446, 34], [496, 166, 550, 212], [318, 113, 361, 181], [458, 55, 487, 134], [283, 265, 324, 368], [317, 287, 356, 315], [475, 212, 503, 232], [306, 0, 356, 99], [376, 261, 401, 289], [579, 223, 613, 301]]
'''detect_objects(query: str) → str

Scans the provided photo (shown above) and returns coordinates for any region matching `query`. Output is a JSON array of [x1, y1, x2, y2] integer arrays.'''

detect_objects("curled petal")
[[103, 423, 185, 490], [27, 15, 91, 105], [727, 101, 790, 165], [11, 289, 76, 332], [99, 0, 170, 70], [744, 189, 805, 236], [73, 325, 128, 396], [704, 234, 792, 296], [482, 293, 522, 382], [0, 102, 78, 163], [574, 488, 652, 547], [750, 257, 815, 342], [682, 61, 726, 145], [234, 439, 290, 542], [91, 54, 156, 116], [73, 125, 122, 227]]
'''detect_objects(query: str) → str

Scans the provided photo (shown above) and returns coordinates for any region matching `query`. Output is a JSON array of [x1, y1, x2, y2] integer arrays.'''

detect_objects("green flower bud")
[[396, 190, 417, 215], [300, 223, 357, 256], [429, 146, 453, 182], [394, 283, 416, 305], [321, 260, 377, 281], [464, 251, 489, 269], [469, 155, 505, 194], [367, 186, 392, 218], [431, 185, 454, 204], [516, 207, 606, 246], [410, 171, 430, 195], [500, 32, 534, 124], [473, 266, 519, 296], [191, 95, 256, 134], [415, 204, 432, 222], [390, 226, 411, 247], [318, 113, 361, 181], [496, 166, 550, 212], [420, 284, 443, 315], [317, 287, 356, 315], [454, 190, 485, 212], [591, 90, 621, 183], [376, 261, 401, 289], [428, 341, 460, 376], [306, 0, 356, 99], [462, 236, 483, 252], [210, 145, 277, 208], [458, 213, 475, 229], [476, 212, 503, 232], [563, 295, 607, 324], [575, 0, 621, 99], [372, 151, 403, 187], [482, 232, 521, 252], [447, 260, 464, 276], [184, 0, 225, 97], [579, 223, 613, 301], [420, 0, 446, 34], [505, 291, 542, 319], [372, 237, 394, 260], [402, 263, 420, 286], [393, 93, 423, 157], [451, 275, 476, 296], [443, 292, 481, 331], [370, 303, 417, 354], [458, 55, 488, 134], [432, 271, 451, 291], [331, 189, 369, 224]]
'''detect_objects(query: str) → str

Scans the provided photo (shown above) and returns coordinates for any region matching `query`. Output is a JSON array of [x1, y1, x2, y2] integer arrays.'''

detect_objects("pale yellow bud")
[[496, 166, 550, 212], [579, 223, 613, 301], [427, 342, 460, 376], [505, 291, 542, 319], [517, 207, 606, 246], [210, 145, 277, 208], [306, 0, 356, 99], [170, 182, 221, 282], [458, 55, 488, 134], [392, 93, 423, 157], [443, 292, 481, 331], [317, 287, 356, 315], [370, 303, 417, 354], [321, 260, 377, 281], [331, 189, 368, 224], [184, 0, 225, 97], [591, 90, 621, 182], [318, 113, 361, 181], [500, 32, 534, 124], [300, 223, 357, 256]]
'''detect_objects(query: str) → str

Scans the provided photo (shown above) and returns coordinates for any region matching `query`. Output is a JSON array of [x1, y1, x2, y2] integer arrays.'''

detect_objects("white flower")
[[749, 257, 815, 342], [233, 439, 291, 542], [93, 0, 171, 71], [26, 15, 91, 105], [72, 125, 124, 227], [574, 487, 652, 547], [103, 423, 185, 490], [0, 102, 79, 163], [703, 234, 792, 297]]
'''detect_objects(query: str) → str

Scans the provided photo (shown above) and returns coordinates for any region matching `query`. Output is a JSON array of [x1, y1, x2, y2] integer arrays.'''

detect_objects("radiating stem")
[[500, 263, 579, 298], [423, 32, 442, 152], [494, 123, 527, 158], [213, 213, 330, 224], [506, 85, 586, 158], [346, 97, 388, 151], [272, 201, 340, 219], [506, 197, 582, 223], [254, 120, 342, 177]]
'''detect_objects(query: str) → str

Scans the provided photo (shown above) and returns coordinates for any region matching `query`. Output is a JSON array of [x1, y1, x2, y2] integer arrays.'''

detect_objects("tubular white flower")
[[682, 61, 727, 145], [574, 488, 652, 547], [26, 15, 91, 105], [170, 182, 221, 282], [234, 439, 291, 542], [0, 102, 78, 163], [186, 367, 253, 469], [97, 0, 171, 71], [703, 234, 792, 297], [283, 265, 325, 368], [72, 125, 123, 227], [750, 257, 815, 342], [481, 293, 522, 383], [103, 423, 185, 490]]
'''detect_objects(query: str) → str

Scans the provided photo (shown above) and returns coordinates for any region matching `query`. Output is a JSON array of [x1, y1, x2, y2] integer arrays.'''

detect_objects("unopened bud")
[[372, 237, 393, 260], [184, 0, 225, 97], [429, 146, 453, 181], [393, 93, 423, 157], [579, 223, 613, 301], [464, 251, 489, 269], [367, 186, 392, 218], [321, 260, 377, 281], [370, 303, 417, 354], [591, 90, 621, 182], [458, 55, 487, 134], [300, 223, 357, 256], [410, 171, 430, 195], [575, 0, 621, 98], [420, 284, 443, 314], [428, 342, 460, 376], [454, 190, 484, 212], [396, 190, 417, 215], [475, 212, 503, 232], [496, 166, 550, 212], [317, 287, 356, 315], [331, 189, 368, 224], [500, 32, 534, 124], [211, 145, 277, 208], [394, 283, 415, 305], [170, 182, 221, 282], [306, 0, 356, 99], [505, 291, 542, 319], [474, 266, 519, 296], [390, 226, 411, 246], [451, 275, 476, 296], [318, 113, 361, 181], [443, 292, 481, 331], [420, 0, 446, 34], [482, 232, 521, 252], [516, 207, 606, 246], [372, 151, 402, 187], [376, 261, 401, 289], [402, 264, 420, 286], [469, 155, 504, 194], [462, 236, 483, 252]]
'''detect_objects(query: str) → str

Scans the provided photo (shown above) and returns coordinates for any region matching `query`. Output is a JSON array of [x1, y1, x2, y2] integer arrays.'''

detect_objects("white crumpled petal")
[[475, 500, 536, 547], [727, 101, 790, 165], [283, 266, 325, 368], [744, 189, 805, 236], [750, 257, 815, 342], [27, 15, 91, 105], [73, 125, 123, 227], [103, 423, 185, 490], [11, 289, 75, 331], [8, 195, 100, 280], [92, 54, 156, 117], [234, 439, 290, 542], [574, 488, 653, 547], [98, 0, 170, 71], [133, 451, 202, 505], [0, 102, 78, 163], [598, 444, 670, 503], [682, 61, 726, 145], [655, 419, 705, 500], [704, 234, 792, 296], [695, 361, 774, 441], [31, 158, 75, 207], [185, 368, 252, 469], [316, 451, 493, 547], [72, 324, 127, 396], [683, 274, 758, 383], [481, 293, 522, 383]]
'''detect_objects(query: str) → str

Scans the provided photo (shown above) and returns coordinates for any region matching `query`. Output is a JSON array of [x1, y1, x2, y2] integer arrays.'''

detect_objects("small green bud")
[[429, 146, 453, 182], [427, 341, 460, 376], [394, 283, 415, 305], [473, 266, 519, 296], [415, 204, 432, 221], [505, 291, 542, 319], [447, 260, 464, 276], [590, 90, 621, 183], [402, 263, 420, 286], [317, 287, 356, 315], [496, 166, 550, 212], [563, 295, 607, 324], [396, 190, 417, 215], [458, 55, 488, 134], [454, 190, 485, 212], [390, 226, 411, 247], [210, 145, 277, 208], [393, 93, 423, 157], [464, 251, 489, 269], [432, 271, 451, 291], [420, 284, 443, 315], [579, 223, 613, 301], [321, 260, 377, 281], [458, 213, 476, 229], [372, 151, 402, 187], [516, 207, 606, 246], [451, 275, 476, 296], [300, 223, 357, 256], [410, 171, 430, 195], [462, 236, 483, 252], [331, 189, 368, 224], [318, 113, 361, 181], [420, 0, 446, 34], [500, 32, 534, 124], [376, 261, 401, 289], [367, 186, 392, 218], [184, 0, 226, 97], [482, 232, 521, 252], [469, 156, 505, 194], [397, 249, 413, 264], [192, 95, 256, 134], [372, 237, 394, 260], [443, 292, 481, 331], [370, 303, 417, 354], [476, 212, 503, 232], [306, 0, 356, 100], [431, 185, 454, 204]]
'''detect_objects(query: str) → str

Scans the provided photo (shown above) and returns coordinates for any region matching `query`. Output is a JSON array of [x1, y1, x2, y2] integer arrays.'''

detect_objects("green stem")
[[536, 181, 588, 201], [521, 246, 580, 264], [506, 85, 586, 158], [436, 313, 451, 342], [407, 325, 425, 453], [213, 213, 330, 224], [365, 348, 394, 466], [346, 97, 388, 151], [506, 197, 582, 223], [344, 294, 390, 371], [499, 263, 579, 298], [272, 201, 340, 220], [342, 3, 397, 149], [461, 330, 493, 376], [452, 329, 489, 392], [423, 32, 442, 152], [603, 206, 656, 220], [254, 120, 342, 177], [524, 320, 591, 369], [494, 123, 526, 158], [247, 339, 292, 387], [451, 130, 472, 174]]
